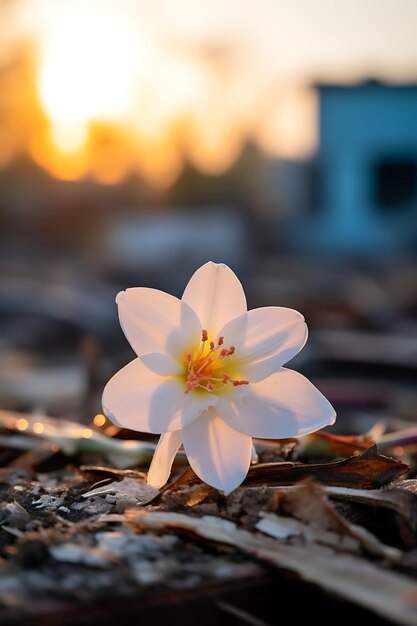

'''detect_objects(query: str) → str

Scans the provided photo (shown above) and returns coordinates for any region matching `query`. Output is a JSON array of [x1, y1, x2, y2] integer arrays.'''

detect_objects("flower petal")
[[182, 262, 247, 336], [216, 312, 248, 352], [223, 368, 336, 438], [102, 358, 216, 434], [140, 352, 182, 376], [182, 409, 252, 495], [147, 431, 182, 489], [221, 307, 307, 383], [117, 288, 201, 358]]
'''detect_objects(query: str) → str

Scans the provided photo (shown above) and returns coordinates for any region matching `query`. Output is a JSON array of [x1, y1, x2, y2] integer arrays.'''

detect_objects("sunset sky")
[[1, 0, 416, 186]]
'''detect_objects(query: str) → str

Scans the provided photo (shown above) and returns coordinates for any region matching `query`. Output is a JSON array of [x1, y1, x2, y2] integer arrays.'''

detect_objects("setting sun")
[[2, 0, 416, 187], [18, 0, 317, 186], [26, 0, 222, 185], [0, 1, 321, 186], [39, 8, 139, 129], [33, 1, 151, 181]]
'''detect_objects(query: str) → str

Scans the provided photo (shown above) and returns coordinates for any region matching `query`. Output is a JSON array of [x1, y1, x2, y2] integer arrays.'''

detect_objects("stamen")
[[184, 332, 249, 394], [196, 383, 215, 392], [196, 357, 212, 374], [195, 329, 208, 361]]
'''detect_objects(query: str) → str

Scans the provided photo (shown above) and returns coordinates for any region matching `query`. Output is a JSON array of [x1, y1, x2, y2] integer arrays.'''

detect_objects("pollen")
[[184, 332, 249, 394]]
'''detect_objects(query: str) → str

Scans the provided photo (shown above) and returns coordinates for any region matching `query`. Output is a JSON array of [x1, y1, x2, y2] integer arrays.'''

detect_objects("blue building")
[[293, 82, 417, 255]]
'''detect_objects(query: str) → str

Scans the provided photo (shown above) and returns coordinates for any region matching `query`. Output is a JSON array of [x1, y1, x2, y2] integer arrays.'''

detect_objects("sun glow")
[[0, 0, 318, 186], [39, 7, 140, 128]]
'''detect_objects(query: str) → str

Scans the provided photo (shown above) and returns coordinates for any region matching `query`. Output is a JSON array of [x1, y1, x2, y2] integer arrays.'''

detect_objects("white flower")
[[102, 262, 336, 495]]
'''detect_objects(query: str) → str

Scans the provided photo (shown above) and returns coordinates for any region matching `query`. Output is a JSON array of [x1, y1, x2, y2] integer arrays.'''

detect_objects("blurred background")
[[1, 0, 417, 437]]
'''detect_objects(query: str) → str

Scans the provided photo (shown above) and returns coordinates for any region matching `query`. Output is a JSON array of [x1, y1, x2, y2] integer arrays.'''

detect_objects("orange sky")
[[0, 0, 416, 186]]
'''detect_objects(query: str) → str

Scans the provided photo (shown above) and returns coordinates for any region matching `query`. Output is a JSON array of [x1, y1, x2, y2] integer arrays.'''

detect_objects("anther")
[[210, 341, 215, 350], [232, 379, 250, 387], [218, 336, 224, 346], [201, 330, 208, 342]]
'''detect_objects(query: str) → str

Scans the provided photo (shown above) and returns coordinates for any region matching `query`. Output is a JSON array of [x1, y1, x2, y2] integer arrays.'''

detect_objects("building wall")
[[297, 83, 417, 255]]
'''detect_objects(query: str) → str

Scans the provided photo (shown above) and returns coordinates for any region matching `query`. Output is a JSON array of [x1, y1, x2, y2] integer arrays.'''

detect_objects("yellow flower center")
[[184, 329, 249, 395]]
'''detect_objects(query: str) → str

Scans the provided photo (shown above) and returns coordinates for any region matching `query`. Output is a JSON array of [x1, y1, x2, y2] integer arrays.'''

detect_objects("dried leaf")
[[282, 479, 348, 532], [80, 465, 146, 479], [297, 431, 374, 459], [322, 480, 417, 546], [169, 446, 408, 492], [244, 445, 408, 488], [279, 479, 402, 560], [165, 467, 198, 490], [0, 501, 30, 529], [82, 477, 159, 509]]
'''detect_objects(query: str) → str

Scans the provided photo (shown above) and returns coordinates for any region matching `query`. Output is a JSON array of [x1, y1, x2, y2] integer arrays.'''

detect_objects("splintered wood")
[[125, 508, 417, 626]]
